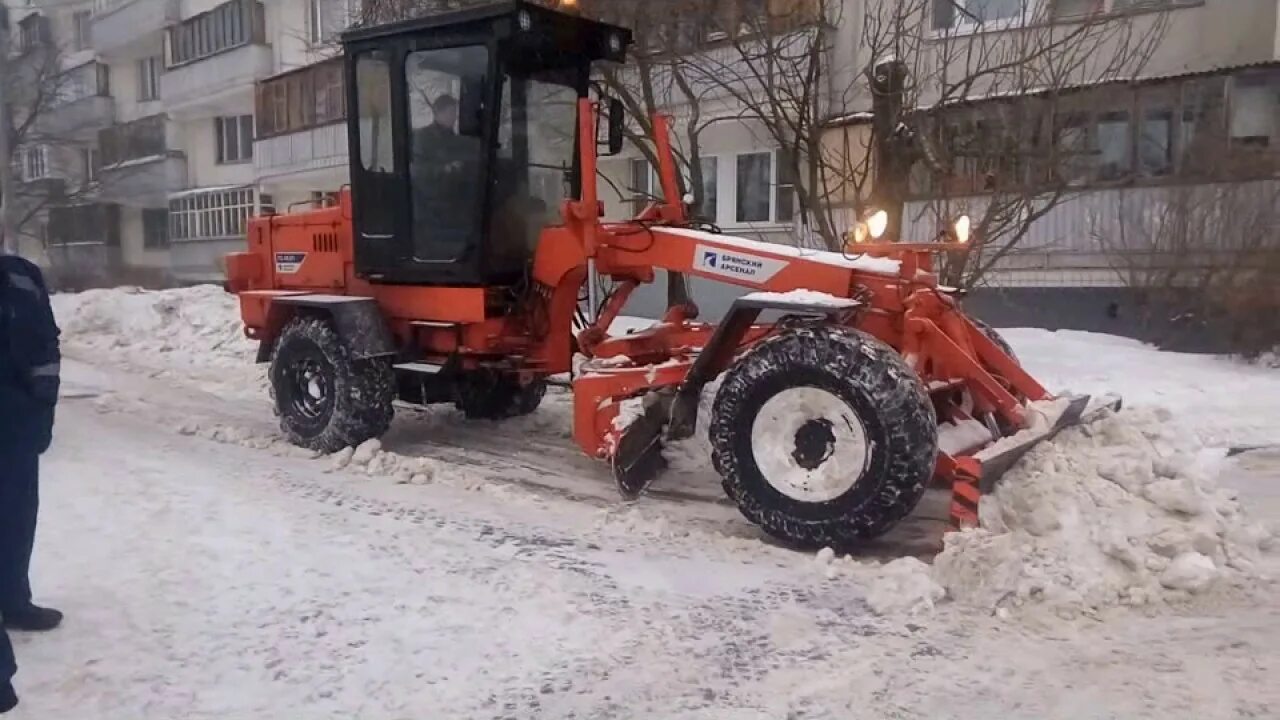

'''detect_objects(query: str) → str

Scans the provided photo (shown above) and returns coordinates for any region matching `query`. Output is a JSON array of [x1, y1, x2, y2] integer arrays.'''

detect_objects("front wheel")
[[270, 316, 395, 453], [710, 326, 937, 549]]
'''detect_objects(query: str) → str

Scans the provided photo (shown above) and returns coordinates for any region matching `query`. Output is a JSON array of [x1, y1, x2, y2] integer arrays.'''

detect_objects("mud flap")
[[612, 392, 675, 500], [977, 395, 1122, 493]]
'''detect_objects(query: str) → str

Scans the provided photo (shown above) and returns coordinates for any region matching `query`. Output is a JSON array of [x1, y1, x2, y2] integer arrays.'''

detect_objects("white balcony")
[[254, 122, 350, 186], [91, 0, 179, 57], [162, 43, 275, 117]]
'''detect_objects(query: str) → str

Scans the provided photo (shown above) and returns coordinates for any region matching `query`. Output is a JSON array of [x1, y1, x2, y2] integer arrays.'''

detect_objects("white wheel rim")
[[750, 387, 870, 503]]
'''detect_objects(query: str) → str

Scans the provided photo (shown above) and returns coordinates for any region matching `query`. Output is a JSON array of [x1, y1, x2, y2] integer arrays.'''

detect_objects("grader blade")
[[612, 393, 675, 500], [977, 394, 1121, 493]]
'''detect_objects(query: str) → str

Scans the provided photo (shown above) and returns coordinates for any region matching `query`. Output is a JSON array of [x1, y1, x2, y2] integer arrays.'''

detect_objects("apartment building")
[[4, 0, 352, 283], [7, 0, 1280, 314]]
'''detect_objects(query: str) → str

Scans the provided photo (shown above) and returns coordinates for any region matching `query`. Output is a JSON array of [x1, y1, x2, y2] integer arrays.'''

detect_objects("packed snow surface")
[[24, 285, 1280, 717]]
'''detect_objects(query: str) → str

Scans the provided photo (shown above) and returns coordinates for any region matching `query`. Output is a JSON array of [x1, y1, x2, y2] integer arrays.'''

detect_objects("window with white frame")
[[625, 150, 793, 226], [933, 0, 1029, 31], [697, 156, 718, 222], [735, 152, 774, 223], [80, 147, 100, 184], [215, 115, 255, 164], [138, 56, 162, 102], [1052, 0, 1198, 20], [21, 146, 49, 181], [169, 187, 258, 242], [309, 0, 353, 44]]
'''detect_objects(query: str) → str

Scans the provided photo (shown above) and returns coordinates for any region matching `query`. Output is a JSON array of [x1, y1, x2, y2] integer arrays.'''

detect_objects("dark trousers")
[[0, 452, 37, 616], [0, 625, 12, 685]]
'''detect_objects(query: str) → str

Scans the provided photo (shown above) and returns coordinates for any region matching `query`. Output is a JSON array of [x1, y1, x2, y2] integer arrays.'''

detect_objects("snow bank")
[[931, 407, 1275, 612], [52, 285, 254, 369], [1003, 327, 1280, 447]]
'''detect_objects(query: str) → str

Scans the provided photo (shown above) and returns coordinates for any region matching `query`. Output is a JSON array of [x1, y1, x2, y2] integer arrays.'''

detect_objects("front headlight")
[[866, 209, 888, 240], [850, 208, 887, 245], [953, 215, 971, 244]]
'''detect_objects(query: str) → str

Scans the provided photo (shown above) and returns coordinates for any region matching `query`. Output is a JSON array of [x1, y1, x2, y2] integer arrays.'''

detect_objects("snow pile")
[[52, 285, 254, 369], [740, 289, 859, 308], [864, 558, 946, 616], [932, 407, 1276, 612]]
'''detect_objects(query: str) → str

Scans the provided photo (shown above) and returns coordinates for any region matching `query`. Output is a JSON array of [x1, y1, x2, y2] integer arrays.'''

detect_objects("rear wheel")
[[710, 326, 937, 549], [270, 316, 395, 453]]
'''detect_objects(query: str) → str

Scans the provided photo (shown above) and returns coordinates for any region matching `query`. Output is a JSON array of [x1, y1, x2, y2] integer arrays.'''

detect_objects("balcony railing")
[[168, 0, 266, 68], [91, 0, 180, 56], [251, 59, 348, 181]]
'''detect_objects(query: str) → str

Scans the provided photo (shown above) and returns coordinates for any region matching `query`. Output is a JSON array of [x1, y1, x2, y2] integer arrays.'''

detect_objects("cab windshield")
[[494, 62, 581, 255]]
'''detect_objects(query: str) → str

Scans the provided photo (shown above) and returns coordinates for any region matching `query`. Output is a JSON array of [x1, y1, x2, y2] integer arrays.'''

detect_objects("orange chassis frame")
[[226, 101, 1051, 528]]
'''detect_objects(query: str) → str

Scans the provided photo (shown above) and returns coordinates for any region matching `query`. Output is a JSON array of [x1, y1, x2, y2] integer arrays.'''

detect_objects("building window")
[[138, 56, 162, 102], [1138, 109, 1173, 177], [215, 115, 255, 164], [697, 156, 718, 222], [169, 187, 258, 242], [1096, 111, 1132, 180], [933, 0, 1028, 32], [97, 63, 112, 96], [81, 147, 101, 184], [73, 10, 92, 50], [735, 152, 773, 223], [21, 146, 49, 181], [309, 0, 352, 44], [255, 59, 346, 139], [1229, 75, 1276, 148], [17, 14, 50, 52], [142, 208, 170, 249], [775, 149, 796, 221], [629, 158, 655, 215], [169, 0, 264, 67]]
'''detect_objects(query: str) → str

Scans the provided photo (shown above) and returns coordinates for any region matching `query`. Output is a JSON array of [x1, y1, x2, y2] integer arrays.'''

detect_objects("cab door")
[[349, 48, 410, 280], [347, 42, 494, 286]]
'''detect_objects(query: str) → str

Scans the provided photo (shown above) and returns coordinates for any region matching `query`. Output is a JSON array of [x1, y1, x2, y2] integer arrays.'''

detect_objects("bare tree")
[[618, 0, 1169, 287], [2, 10, 123, 264], [863, 0, 1168, 286], [1092, 179, 1280, 356]]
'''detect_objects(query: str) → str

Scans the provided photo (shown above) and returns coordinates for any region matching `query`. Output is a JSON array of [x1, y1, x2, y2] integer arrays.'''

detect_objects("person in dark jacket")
[[0, 253, 64, 713]]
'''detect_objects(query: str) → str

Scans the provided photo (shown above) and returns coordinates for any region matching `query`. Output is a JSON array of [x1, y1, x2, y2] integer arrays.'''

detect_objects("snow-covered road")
[[5, 288, 1278, 719]]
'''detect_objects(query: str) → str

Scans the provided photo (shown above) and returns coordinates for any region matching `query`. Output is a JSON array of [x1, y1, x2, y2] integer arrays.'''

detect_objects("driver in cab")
[[412, 94, 471, 177], [411, 93, 479, 259]]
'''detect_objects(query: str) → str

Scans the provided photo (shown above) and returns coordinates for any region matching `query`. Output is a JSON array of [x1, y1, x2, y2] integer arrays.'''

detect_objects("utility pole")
[[0, 2, 15, 255]]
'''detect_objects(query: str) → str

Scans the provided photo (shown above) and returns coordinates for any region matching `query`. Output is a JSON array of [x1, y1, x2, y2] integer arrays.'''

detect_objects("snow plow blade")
[[976, 395, 1121, 493], [612, 393, 674, 500]]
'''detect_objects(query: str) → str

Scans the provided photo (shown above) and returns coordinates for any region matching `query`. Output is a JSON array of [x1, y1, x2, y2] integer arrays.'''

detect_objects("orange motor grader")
[[225, 1, 1099, 549]]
